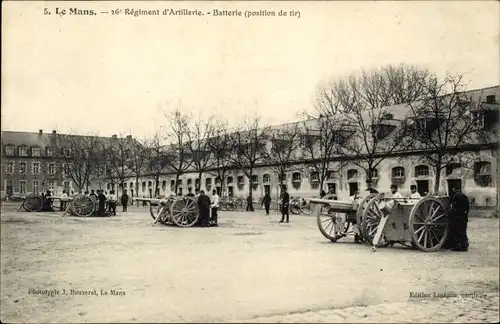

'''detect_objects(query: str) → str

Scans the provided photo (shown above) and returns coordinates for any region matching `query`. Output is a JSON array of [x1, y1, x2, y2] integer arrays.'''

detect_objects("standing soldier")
[[59, 190, 69, 211], [246, 194, 254, 211], [210, 189, 220, 227], [97, 190, 107, 216], [409, 185, 422, 200], [121, 191, 129, 212], [448, 187, 470, 251], [262, 192, 272, 216], [279, 186, 290, 223], [108, 190, 117, 216], [197, 190, 211, 227]]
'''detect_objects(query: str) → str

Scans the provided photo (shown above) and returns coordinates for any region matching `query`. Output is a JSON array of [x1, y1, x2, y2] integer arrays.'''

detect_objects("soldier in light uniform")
[[409, 185, 421, 200], [349, 190, 362, 243]]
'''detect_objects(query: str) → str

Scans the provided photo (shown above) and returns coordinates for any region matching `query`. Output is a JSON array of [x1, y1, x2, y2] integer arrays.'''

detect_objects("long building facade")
[[118, 86, 499, 207]]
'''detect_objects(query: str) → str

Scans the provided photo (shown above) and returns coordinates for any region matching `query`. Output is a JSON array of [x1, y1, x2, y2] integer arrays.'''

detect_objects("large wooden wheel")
[[22, 194, 44, 212], [356, 193, 377, 240], [290, 197, 301, 215], [149, 199, 172, 224], [70, 195, 95, 217], [409, 197, 449, 252], [316, 194, 349, 242], [361, 194, 390, 246], [170, 197, 199, 227]]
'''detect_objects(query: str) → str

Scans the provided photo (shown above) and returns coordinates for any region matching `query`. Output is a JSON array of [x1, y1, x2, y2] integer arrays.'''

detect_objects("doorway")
[[327, 183, 337, 194], [348, 182, 358, 196], [416, 180, 429, 196], [228, 186, 234, 197], [216, 186, 221, 195], [264, 185, 270, 195], [447, 179, 462, 196]]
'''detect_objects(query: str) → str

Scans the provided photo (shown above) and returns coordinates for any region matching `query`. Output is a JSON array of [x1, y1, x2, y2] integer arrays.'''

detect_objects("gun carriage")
[[307, 193, 450, 252], [290, 196, 312, 215], [134, 196, 200, 227], [18, 193, 76, 213]]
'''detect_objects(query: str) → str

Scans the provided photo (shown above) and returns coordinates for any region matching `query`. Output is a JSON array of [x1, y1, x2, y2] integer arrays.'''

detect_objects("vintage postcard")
[[1, 0, 499, 323]]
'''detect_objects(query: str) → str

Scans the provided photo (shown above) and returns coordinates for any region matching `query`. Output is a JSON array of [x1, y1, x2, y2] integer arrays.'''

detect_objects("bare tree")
[[52, 131, 102, 193], [163, 108, 192, 194], [263, 123, 302, 191], [103, 134, 136, 196], [314, 64, 430, 187], [230, 115, 269, 198], [186, 115, 216, 190], [144, 132, 170, 198], [207, 119, 235, 196], [126, 136, 149, 202], [301, 116, 346, 195], [405, 73, 496, 194]]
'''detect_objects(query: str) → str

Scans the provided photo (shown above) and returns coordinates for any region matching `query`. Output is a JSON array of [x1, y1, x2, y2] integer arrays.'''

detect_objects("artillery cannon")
[[134, 196, 200, 227], [18, 193, 74, 213], [290, 196, 312, 215], [307, 193, 450, 252]]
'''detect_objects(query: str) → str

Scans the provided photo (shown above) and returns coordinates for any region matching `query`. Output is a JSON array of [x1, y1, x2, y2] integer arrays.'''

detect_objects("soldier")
[[448, 187, 470, 252], [97, 190, 107, 216], [90, 189, 97, 200], [107, 190, 117, 216], [279, 186, 290, 223], [320, 190, 326, 198], [197, 190, 211, 227], [210, 189, 220, 227], [349, 190, 362, 243], [59, 190, 69, 211], [246, 194, 254, 211], [262, 192, 272, 215], [121, 191, 129, 212], [409, 185, 421, 200], [391, 184, 403, 198]]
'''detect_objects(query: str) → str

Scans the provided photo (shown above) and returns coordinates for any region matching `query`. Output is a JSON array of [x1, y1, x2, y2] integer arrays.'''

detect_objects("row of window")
[[4, 161, 63, 175], [4, 180, 71, 195], [113, 161, 493, 191], [3, 146, 62, 157]]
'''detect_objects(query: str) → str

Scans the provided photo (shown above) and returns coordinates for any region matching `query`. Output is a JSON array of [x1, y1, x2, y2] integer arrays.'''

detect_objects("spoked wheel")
[[170, 197, 200, 227], [316, 194, 349, 242], [23, 194, 44, 212], [70, 196, 95, 217], [290, 199, 301, 215], [356, 193, 377, 241], [362, 195, 390, 247], [409, 197, 449, 252], [149, 200, 171, 224]]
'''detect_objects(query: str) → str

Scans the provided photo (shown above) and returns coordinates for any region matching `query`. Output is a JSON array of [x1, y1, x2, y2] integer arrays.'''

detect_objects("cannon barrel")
[[132, 197, 162, 204], [305, 198, 356, 213]]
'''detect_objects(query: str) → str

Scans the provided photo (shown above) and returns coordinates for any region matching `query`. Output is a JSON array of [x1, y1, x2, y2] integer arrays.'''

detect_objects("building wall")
[[123, 148, 497, 206]]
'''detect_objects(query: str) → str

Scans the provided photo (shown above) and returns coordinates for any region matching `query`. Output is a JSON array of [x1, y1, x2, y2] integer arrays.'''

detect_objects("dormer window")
[[19, 146, 28, 156], [371, 124, 396, 141], [32, 147, 41, 156], [5, 145, 14, 156]]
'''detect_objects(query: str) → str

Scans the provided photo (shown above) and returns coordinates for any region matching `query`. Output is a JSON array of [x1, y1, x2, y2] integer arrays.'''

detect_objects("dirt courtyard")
[[1, 203, 499, 323]]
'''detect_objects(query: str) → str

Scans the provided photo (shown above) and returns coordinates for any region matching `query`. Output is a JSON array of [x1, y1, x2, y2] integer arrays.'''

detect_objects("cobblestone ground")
[[1, 203, 499, 323]]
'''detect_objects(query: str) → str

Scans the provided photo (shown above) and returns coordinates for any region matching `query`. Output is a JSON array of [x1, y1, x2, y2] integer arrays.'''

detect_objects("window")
[[263, 174, 271, 183], [5, 161, 14, 174], [474, 161, 492, 187], [327, 171, 335, 180], [19, 162, 27, 174], [471, 111, 485, 129], [215, 177, 221, 185], [19, 180, 27, 194], [227, 177, 233, 185], [32, 148, 41, 156], [161, 181, 166, 190], [415, 165, 430, 177], [32, 180, 39, 194], [310, 171, 319, 182], [48, 163, 56, 175], [279, 173, 287, 182], [187, 179, 192, 186], [392, 167, 405, 179], [32, 162, 40, 175], [170, 180, 175, 188], [206, 178, 212, 186], [347, 169, 358, 180], [292, 172, 302, 183], [63, 181, 70, 193], [237, 176, 245, 185], [178, 179, 183, 186], [19, 147, 28, 156], [195, 178, 200, 188], [368, 169, 378, 179], [142, 181, 147, 189], [5, 146, 15, 156], [124, 183, 128, 188], [251, 175, 258, 184], [46, 147, 54, 157], [48, 180, 55, 190]]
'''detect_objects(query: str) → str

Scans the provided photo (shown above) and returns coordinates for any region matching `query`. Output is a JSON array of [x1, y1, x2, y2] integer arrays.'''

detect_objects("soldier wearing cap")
[[409, 185, 421, 200], [447, 187, 470, 251]]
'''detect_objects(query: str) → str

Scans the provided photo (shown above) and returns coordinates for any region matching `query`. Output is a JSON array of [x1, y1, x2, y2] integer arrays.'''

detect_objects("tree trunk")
[[434, 165, 442, 195], [248, 169, 253, 197], [320, 177, 325, 196], [198, 171, 203, 193], [135, 177, 140, 206], [175, 173, 181, 195]]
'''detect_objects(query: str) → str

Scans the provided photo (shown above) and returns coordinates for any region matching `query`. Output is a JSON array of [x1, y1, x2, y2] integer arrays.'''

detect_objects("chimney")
[[39, 129, 43, 136], [52, 130, 56, 135], [112, 134, 117, 139], [126, 135, 133, 141]]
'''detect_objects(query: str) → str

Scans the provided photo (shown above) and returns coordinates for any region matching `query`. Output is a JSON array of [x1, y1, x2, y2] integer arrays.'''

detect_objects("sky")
[[2, 1, 499, 139]]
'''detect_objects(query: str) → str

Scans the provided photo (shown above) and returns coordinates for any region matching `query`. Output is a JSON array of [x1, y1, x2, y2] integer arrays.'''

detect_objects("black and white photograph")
[[1, 0, 499, 322]]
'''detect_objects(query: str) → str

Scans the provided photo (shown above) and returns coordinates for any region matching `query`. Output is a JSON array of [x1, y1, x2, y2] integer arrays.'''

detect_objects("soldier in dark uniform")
[[121, 192, 129, 212], [262, 192, 272, 215], [320, 190, 326, 198], [246, 194, 254, 211], [447, 187, 470, 251], [197, 190, 211, 227], [279, 187, 290, 223], [97, 190, 107, 216]]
